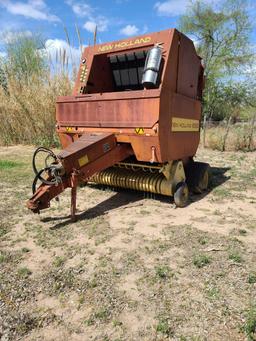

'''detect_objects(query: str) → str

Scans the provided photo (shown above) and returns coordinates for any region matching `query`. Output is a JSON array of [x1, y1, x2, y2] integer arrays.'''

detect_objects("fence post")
[[202, 114, 207, 148], [248, 112, 256, 150], [222, 116, 232, 152]]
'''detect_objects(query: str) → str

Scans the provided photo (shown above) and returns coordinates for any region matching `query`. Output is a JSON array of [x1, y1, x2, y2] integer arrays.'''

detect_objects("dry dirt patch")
[[0, 146, 255, 341]]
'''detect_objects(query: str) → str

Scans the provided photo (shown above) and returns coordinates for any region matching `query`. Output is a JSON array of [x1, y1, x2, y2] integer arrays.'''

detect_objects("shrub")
[[0, 32, 78, 147]]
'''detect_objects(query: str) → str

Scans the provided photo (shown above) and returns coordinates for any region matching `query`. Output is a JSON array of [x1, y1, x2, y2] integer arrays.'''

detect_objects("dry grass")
[[0, 73, 72, 146], [203, 123, 256, 151], [0, 32, 80, 147]]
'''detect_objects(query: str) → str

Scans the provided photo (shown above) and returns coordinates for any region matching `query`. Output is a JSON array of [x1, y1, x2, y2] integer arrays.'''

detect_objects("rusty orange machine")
[[27, 28, 209, 220]]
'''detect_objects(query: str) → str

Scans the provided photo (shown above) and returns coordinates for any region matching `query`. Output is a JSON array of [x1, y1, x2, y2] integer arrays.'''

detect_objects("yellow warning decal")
[[78, 155, 89, 167], [171, 117, 199, 132], [66, 127, 72, 132], [135, 127, 144, 135]]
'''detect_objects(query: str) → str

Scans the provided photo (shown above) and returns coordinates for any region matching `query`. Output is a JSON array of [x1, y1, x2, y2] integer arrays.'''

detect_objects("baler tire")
[[174, 182, 189, 208], [193, 167, 209, 194]]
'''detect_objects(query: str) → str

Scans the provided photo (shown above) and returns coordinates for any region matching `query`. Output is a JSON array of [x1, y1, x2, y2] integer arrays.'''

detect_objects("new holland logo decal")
[[98, 37, 152, 52]]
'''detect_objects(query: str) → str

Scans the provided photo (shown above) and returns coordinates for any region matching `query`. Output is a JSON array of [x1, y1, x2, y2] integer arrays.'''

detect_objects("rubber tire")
[[174, 182, 189, 208], [194, 168, 209, 194], [185, 161, 210, 194]]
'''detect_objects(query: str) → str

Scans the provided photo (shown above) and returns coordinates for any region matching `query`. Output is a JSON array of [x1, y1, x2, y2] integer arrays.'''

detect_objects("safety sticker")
[[135, 127, 144, 135]]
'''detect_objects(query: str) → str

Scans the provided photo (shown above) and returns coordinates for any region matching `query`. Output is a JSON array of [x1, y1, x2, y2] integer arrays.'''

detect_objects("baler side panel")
[[159, 31, 202, 162], [177, 33, 201, 99], [169, 94, 201, 160], [158, 29, 180, 161], [56, 96, 160, 128]]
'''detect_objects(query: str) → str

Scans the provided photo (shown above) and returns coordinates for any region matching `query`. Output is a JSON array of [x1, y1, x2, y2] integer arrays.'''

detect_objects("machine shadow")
[[46, 166, 230, 229], [190, 166, 230, 202], [45, 190, 144, 229]]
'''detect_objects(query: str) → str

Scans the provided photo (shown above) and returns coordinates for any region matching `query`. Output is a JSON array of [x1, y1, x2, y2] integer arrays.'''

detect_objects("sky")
[[0, 0, 255, 64]]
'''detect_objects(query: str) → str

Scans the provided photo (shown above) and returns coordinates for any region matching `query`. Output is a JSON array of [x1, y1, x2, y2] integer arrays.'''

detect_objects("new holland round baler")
[[27, 28, 209, 220]]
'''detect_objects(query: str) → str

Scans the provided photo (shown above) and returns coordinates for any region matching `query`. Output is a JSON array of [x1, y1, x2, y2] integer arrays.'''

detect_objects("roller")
[[90, 167, 173, 196]]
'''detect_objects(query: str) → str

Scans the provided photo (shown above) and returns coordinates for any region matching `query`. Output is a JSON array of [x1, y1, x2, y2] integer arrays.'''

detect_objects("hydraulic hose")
[[31, 147, 61, 193], [32, 147, 57, 175]]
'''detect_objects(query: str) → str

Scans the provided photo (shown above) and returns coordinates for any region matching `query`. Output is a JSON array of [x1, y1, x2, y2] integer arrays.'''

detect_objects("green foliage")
[[0, 61, 8, 93], [5, 33, 46, 85], [193, 254, 211, 268], [179, 0, 254, 122], [204, 81, 252, 121], [179, 0, 251, 79]]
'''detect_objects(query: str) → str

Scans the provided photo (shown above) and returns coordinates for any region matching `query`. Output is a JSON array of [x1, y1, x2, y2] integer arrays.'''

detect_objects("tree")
[[5, 33, 46, 85], [0, 58, 8, 93], [179, 0, 253, 120]]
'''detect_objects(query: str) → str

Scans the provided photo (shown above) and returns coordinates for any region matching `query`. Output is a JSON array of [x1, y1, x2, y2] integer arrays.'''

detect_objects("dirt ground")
[[0, 145, 255, 341]]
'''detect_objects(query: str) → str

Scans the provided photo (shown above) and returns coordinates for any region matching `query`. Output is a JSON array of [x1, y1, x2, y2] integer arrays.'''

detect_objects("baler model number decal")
[[171, 117, 199, 132], [98, 37, 151, 52], [78, 155, 89, 167]]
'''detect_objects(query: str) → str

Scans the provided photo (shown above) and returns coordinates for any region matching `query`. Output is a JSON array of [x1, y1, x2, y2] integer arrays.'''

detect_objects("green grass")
[[238, 229, 247, 236], [53, 256, 65, 267], [155, 265, 172, 279], [212, 187, 230, 198], [156, 318, 172, 336], [205, 285, 220, 300], [21, 247, 30, 253], [112, 319, 123, 327], [193, 254, 211, 268], [248, 272, 256, 284], [17, 267, 32, 278], [78, 294, 85, 306], [243, 306, 256, 340], [0, 160, 22, 170], [228, 250, 243, 263], [0, 253, 7, 263], [0, 224, 10, 238], [198, 236, 208, 245], [85, 308, 110, 325]]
